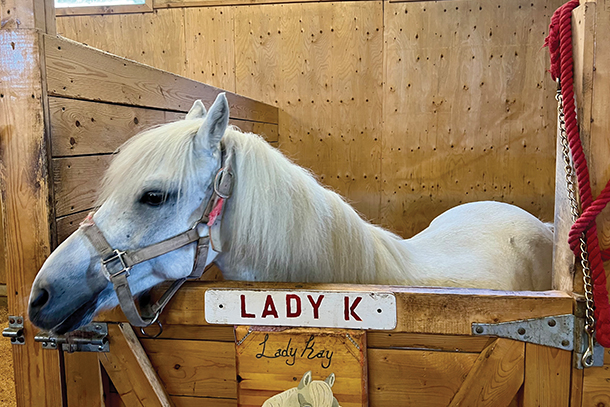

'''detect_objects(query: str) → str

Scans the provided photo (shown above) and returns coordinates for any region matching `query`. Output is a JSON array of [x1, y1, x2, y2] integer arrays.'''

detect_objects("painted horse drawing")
[[29, 93, 552, 333]]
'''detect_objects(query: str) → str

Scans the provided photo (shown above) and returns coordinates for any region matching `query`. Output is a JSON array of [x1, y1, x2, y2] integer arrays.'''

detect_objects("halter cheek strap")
[[80, 154, 233, 330]]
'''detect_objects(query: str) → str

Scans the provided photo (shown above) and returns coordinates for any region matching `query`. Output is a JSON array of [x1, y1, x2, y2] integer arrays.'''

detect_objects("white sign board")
[[205, 289, 397, 330]]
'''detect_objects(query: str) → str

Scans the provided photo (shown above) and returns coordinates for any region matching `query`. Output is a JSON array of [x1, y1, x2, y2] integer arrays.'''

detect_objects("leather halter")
[[80, 152, 233, 333]]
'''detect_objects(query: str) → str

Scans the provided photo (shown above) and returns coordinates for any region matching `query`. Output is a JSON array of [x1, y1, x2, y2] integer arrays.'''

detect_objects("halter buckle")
[[101, 249, 131, 280], [214, 168, 234, 199]]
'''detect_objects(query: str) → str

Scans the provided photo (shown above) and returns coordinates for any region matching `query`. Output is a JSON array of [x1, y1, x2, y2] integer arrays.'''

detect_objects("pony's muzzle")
[[29, 287, 50, 314]]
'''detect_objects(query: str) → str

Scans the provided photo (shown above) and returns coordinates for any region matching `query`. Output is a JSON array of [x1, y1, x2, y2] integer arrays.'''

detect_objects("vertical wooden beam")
[[522, 344, 571, 407], [98, 323, 173, 407], [1, 0, 60, 405], [569, 1, 610, 406], [64, 352, 104, 407], [0, 200, 5, 285], [0, 29, 63, 407]]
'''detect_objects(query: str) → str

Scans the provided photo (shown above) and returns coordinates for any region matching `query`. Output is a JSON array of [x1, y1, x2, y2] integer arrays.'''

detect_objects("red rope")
[[545, 0, 610, 348]]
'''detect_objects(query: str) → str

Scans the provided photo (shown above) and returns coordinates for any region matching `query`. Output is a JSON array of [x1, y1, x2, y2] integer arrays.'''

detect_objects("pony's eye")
[[140, 191, 167, 206]]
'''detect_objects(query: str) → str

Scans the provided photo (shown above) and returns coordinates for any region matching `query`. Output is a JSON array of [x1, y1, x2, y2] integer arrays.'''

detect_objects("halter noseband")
[[80, 153, 233, 334]]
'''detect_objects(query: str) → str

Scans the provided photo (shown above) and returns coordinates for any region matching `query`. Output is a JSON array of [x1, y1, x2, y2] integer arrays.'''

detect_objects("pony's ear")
[[195, 93, 229, 152], [186, 99, 206, 120], [298, 371, 312, 390], [324, 373, 335, 387]]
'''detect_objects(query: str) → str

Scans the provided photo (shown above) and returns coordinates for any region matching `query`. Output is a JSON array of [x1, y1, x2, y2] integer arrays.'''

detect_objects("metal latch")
[[472, 314, 604, 369], [35, 322, 109, 353], [2, 316, 25, 345]]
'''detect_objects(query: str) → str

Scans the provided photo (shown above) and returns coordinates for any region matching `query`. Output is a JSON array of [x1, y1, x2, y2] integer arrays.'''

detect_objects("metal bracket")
[[472, 314, 575, 351], [472, 313, 605, 369], [35, 322, 109, 353], [2, 316, 25, 345]]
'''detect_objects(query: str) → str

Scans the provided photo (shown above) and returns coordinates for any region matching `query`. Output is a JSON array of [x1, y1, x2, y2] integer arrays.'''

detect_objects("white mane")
[[220, 128, 414, 284], [98, 119, 204, 205]]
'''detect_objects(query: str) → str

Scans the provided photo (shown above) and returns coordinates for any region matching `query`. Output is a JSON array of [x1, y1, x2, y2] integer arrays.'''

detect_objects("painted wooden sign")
[[205, 289, 396, 330], [235, 326, 367, 407]]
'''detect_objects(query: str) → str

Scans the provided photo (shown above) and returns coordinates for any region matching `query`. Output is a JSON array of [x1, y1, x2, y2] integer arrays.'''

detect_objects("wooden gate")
[[2, 0, 610, 405]]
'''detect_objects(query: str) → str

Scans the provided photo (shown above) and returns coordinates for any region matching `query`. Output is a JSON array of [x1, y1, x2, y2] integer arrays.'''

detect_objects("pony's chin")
[[50, 298, 98, 335]]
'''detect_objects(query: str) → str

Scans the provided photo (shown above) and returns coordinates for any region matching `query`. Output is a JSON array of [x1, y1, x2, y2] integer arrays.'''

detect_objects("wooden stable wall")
[[55, 0, 562, 237]]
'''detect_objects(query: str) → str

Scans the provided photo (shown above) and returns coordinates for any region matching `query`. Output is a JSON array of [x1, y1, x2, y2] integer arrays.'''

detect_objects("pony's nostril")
[[31, 288, 50, 309]]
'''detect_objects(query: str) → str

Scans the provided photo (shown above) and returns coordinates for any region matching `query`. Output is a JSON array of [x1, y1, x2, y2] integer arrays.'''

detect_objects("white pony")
[[263, 371, 340, 407], [28, 93, 552, 333]]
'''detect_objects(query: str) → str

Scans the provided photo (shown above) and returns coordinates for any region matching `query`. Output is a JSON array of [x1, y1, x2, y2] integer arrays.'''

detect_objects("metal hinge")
[[2, 316, 25, 345], [35, 322, 109, 353], [472, 311, 604, 369]]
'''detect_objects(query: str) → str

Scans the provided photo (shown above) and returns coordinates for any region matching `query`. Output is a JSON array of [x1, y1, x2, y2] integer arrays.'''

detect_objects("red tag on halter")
[[80, 212, 96, 227], [207, 198, 224, 227]]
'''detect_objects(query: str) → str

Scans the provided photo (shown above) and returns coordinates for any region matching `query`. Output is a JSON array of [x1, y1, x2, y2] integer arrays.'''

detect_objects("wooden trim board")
[[56, 0, 153, 16], [44, 35, 278, 123], [97, 282, 574, 335]]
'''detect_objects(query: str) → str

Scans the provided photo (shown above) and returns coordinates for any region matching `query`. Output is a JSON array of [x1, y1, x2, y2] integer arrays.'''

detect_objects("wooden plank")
[[0, 29, 63, 407], [448, 339, 525, 407], [172, 396, 236, 407], [235, 327, 367, 407], [49, 98, 279, 157], [57, 9, 187, 77], [368, 348, 478, 406], [97, 282, 574, 335], [569, 366, 583, 407], [234, 2, 383, 222], [522, 344, 571, 407], [141, 338, 237, 399], [99, 323, 173, 407], [44, 35, 278, 124], [367, 332, 490, 353], [52, 155, 112, 217], [0, 200, 5, 285], [554, 2, 596, 293], [573, 0, 610, 401], [155, 0, 336, 8], [57, 211, 90, 243], [582, 365, 610, 406], [381, 0, 558, 237], [184, 6, 235, 92], [586, 0, 610, 256], [49, 97, 168, 157], [136, 325, 234, 341], [230, 120, 278, 143], [64, 352, 104, 407]]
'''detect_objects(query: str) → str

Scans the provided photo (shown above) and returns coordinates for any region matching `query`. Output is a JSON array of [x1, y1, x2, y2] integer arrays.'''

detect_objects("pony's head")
[[29, 93, 231, 334]]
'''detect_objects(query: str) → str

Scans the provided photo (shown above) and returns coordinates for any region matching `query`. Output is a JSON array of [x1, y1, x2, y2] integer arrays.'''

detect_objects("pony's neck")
[[216, 129, 417, 284]]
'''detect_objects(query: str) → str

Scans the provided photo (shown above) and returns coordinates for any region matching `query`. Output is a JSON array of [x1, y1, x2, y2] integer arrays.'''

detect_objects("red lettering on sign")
[[240, 295, 255, 318], [344, 296, 363, 321], [286, 294, 302, 318], [307, 295, 324, 319], [261, 295, 279, 318]]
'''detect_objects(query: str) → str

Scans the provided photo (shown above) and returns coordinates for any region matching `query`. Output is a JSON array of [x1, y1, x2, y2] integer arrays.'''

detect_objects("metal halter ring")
[[140, 318, 163, 339], [213, 168, 234, 199]]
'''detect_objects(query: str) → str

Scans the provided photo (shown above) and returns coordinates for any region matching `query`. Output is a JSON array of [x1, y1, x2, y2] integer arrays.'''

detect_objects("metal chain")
[[556, 84, 596, 367]]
